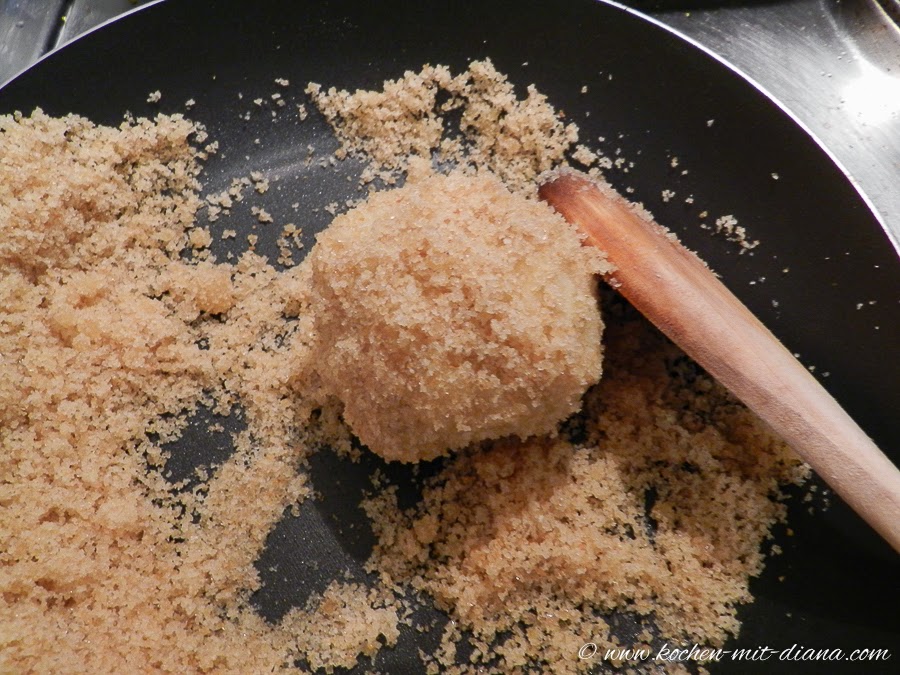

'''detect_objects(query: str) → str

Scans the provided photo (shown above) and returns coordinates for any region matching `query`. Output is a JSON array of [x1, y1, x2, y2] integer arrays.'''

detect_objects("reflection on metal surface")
[[648, 0, 900, 247], [55, 0, 154, 49], [841, 58, 900, 125], [0, 0, 65, 85]]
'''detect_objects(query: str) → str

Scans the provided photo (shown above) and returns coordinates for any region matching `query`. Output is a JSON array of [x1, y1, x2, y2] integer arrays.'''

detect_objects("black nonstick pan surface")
[[2, 0, 898, 672]]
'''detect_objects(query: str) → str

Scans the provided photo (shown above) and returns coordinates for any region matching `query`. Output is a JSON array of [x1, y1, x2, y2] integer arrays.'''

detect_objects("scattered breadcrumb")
[[3, 57, 810, 675], [714, 214, 759, 253], [250, 206, 273, 223], [275, 223, 304, 267], [0, 108, 323, 673], [281, 582, 401, 672], [147, 89, 162, 103], [306, 59, 580, 191], [571, 144, 598, 167]]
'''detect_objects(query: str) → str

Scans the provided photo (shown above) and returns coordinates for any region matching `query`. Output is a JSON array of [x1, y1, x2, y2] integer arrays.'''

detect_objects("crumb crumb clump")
[[281, 581, 402, 672], [714, 214, 759, 252], [307, 170, 609, 462]]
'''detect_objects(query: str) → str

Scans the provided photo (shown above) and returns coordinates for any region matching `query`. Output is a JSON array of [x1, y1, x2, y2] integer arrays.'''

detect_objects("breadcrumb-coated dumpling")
[[308, 171, 609, 462]]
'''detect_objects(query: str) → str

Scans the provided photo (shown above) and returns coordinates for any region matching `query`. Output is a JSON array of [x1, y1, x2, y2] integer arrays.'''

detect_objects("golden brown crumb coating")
[[307, 171, 610, 462]]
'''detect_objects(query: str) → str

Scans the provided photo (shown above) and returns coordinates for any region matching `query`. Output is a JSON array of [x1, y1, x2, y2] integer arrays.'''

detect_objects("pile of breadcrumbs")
[[1, 60, 807, 674]]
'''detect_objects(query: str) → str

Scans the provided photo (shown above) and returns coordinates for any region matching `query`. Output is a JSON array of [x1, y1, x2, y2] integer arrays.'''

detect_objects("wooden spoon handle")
[[540, 169, 900, 553]]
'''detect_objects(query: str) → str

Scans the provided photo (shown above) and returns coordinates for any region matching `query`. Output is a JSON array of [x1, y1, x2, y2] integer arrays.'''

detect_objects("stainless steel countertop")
[[1, 0, 898, 247]]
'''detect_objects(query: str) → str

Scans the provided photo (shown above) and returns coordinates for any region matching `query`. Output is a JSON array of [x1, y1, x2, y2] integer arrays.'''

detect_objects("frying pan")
[[2, 0, 897, 672]]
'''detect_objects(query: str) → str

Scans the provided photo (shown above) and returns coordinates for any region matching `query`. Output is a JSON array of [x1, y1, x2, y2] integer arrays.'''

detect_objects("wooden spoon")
[[539, 168, 900, 553]]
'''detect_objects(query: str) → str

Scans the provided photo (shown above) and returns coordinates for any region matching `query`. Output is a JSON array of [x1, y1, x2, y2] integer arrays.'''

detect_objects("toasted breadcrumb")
[[306, 59, 580, 191], [571, 144, 598, 167], [0, 109, 319, 673], [715, 214, 760, 252], [281, 582, 401, 672], [250, 206, 273, 223]]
